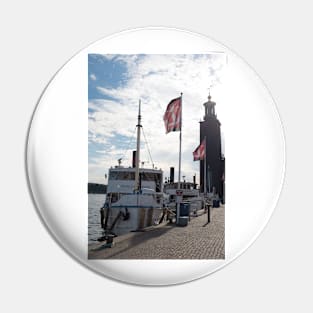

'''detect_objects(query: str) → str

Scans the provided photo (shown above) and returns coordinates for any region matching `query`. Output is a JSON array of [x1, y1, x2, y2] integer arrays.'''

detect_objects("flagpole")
[[176, 93, 183, 224], [178, 92, 182, 189]]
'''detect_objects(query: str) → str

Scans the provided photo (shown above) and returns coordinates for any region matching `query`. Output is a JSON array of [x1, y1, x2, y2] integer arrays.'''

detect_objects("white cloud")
[[90, 73, 97, 81], [88, 54, 226, 184]]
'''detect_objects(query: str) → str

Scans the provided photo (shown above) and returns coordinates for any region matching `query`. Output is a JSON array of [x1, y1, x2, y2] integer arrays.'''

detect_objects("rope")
[[142, 127, 154, 168]]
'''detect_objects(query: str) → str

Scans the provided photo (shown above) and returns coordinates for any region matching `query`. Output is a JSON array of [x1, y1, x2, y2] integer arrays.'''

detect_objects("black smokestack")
[[132, 151, 136, 168], [193, 174, 196, 188], [170, 167, 174, 183]]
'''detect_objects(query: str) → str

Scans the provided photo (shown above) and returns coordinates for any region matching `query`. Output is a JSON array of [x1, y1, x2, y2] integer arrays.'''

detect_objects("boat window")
[[109, 193, 119, 203], [108, 171, 162, 191], [141, 172, 154, 181], [140, 172, 162, 192], [109, 171, 135, 180]]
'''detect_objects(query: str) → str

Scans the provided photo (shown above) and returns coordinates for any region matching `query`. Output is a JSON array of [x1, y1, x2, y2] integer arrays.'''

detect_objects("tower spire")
[[208, 85, 212, 100], [203, 90, 216, 119]]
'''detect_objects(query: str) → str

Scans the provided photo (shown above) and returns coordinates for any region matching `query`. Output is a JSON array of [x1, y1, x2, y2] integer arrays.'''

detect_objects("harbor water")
[[88, 193, 106, 244]]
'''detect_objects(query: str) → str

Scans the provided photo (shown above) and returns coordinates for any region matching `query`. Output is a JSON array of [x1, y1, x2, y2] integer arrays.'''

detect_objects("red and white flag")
[[163, 97, 182, 133], [193, 139, 206, 161]]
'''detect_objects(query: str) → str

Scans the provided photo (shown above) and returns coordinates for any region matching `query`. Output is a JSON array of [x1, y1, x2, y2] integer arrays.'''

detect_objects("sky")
[[88, 54, 226, 184]]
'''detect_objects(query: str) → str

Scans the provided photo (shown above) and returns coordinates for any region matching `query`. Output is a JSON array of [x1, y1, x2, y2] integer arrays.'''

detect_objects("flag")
[[193, 139, 206, 161], [163, 97, 182, 133]]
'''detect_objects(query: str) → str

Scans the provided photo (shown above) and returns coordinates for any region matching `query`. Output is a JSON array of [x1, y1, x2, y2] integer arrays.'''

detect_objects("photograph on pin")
[[88, 54, 226, 259]]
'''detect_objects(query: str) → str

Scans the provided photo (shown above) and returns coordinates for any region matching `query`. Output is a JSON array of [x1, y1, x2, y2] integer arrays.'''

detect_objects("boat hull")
[[105, 193, 164, 235]]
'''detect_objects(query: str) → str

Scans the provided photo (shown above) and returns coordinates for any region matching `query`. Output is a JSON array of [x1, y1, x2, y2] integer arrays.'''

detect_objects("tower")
[[200, 94, 225, 200]]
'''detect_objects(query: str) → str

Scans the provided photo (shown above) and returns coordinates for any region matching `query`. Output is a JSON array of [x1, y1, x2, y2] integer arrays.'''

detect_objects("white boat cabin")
[[107, 166, 163, 204]]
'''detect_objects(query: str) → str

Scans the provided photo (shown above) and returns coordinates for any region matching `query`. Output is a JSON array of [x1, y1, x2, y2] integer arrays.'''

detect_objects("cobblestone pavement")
[[88, 205, 224, 259]]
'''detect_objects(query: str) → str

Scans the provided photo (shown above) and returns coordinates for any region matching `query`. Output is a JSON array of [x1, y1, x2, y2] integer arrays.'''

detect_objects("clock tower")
[[199, 94, 225, 202]]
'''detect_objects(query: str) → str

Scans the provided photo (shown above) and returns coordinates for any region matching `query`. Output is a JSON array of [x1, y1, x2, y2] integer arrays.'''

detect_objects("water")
[[88, 194, 106, 244]]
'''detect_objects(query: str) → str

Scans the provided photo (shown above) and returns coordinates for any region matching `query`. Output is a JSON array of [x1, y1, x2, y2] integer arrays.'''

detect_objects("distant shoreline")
[[88, 183, 107, 194]]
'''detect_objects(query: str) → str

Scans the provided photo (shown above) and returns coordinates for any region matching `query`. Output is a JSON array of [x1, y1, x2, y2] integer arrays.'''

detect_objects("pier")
[[88, 205, 224, 259]]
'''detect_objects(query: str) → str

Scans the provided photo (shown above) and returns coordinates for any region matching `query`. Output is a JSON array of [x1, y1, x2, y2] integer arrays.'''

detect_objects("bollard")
[[106, 234, 114, 247], [207, 204, 211, 223]]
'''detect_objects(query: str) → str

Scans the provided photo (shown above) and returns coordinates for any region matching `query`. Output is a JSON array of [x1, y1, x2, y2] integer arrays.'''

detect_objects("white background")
[[0, 1, 312, 312]]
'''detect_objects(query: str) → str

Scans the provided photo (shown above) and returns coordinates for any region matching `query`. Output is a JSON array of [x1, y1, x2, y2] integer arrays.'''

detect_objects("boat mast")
[[134, 100, 142, 191]]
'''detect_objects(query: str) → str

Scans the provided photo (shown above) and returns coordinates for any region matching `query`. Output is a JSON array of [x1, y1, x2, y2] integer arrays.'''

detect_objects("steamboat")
[[101, 101, 165, 236]]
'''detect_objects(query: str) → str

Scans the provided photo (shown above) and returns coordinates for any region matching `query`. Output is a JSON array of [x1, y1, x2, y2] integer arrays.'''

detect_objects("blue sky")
[[88, 54, 226, 184], [88, 54, 128, 102], [88, 55, 133, 165]]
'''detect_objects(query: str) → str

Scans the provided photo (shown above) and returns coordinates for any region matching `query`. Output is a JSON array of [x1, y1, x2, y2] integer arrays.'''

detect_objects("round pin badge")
[[27, 27, 285, 285]]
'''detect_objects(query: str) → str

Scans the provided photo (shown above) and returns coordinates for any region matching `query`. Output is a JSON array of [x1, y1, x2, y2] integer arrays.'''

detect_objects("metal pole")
[[176, 93, 183, 224], [134, 100, 141, 192], [207, 203, 211, 223], [178, 93, 182, 189]]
